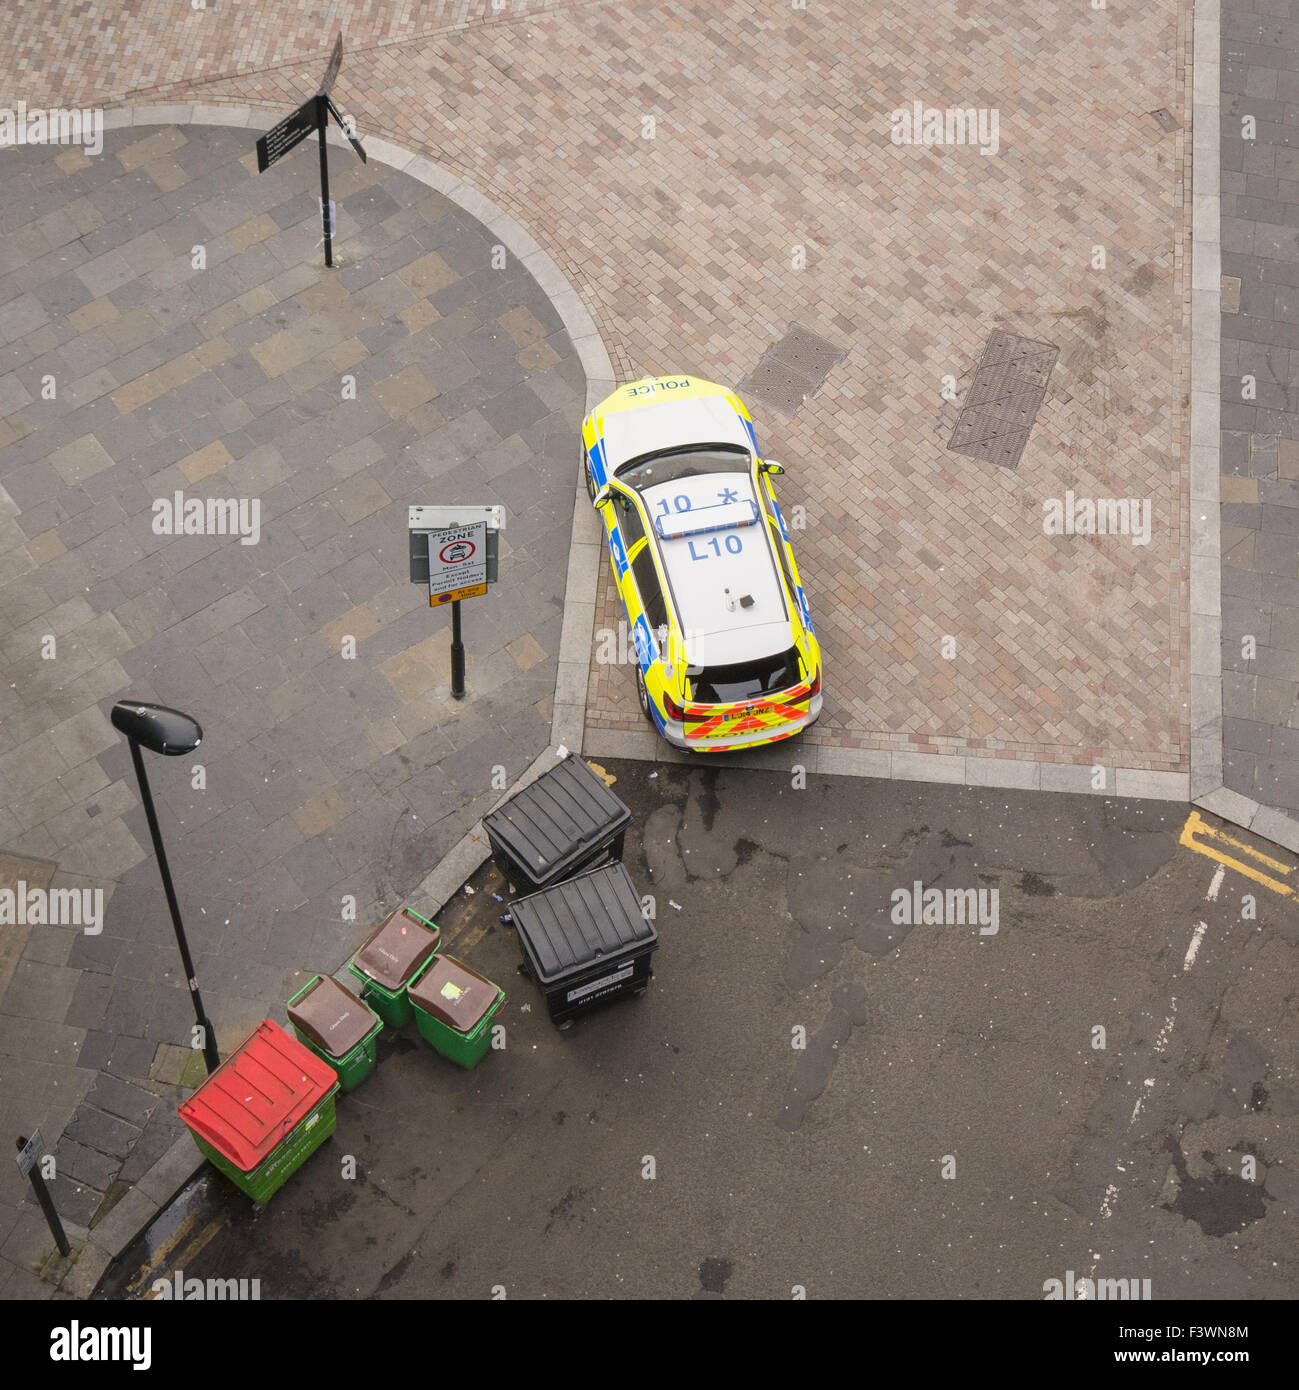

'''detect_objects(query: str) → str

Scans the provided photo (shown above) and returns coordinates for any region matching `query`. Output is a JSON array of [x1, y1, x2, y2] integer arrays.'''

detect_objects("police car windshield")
[[616, 444, 751, 493]]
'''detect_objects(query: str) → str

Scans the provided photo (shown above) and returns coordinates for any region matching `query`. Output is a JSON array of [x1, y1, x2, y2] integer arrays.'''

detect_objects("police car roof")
[[642, 471, 790, 667]]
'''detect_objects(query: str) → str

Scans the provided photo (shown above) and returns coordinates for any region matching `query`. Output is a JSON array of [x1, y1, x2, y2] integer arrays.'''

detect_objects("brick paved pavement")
[[0, 0, 1196, 783], [0, 121, 583, 1287]]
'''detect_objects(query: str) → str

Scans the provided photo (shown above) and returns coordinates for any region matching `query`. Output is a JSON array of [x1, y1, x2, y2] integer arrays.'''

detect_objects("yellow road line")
[[1179, 811, 1295, 897], [445, 917, 494, 956], [140, 1219, 227, 1299]]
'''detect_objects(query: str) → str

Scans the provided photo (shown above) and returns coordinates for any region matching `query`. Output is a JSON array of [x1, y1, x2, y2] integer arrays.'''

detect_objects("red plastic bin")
[[178, 1020, 339, 1203]]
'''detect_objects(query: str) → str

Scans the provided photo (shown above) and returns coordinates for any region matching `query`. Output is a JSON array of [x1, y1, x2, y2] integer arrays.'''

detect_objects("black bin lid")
[[483, 756, 630, 885], [287, 975, 377, 1057], [510, 862, 657, 985]]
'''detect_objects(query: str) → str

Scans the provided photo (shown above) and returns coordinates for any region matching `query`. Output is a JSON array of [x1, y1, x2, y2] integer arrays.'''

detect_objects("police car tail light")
[[663, 693, 686, 722], [808, 670, 820, 698]]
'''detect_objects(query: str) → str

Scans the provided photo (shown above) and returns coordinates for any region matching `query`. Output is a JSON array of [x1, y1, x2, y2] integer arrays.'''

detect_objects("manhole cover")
[[768, 324, 846, 379], [948, 330, 1058, 469], [739, 324, 846, 417]]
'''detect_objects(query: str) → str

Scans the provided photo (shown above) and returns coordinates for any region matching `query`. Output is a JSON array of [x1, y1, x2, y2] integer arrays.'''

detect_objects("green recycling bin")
[[408, 954, 504, 1069], [287, 974, 383, 1092], [347, 906, 440, 1027], [178, 1020, 339, 1205]]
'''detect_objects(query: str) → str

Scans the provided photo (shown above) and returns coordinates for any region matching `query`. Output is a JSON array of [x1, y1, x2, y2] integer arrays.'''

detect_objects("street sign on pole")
[[15, 1131, 69, 1257], [255, 98, 317, 173], [408, 505, 503, 588], [427, 522, 488, 606], [254, 31, 364, 267], [408, 505, 503, 701], [15, 1129, 43, 1177], [319, 31, 344, 96]]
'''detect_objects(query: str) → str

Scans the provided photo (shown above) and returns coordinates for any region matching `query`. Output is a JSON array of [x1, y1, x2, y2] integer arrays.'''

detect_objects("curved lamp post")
[[110, 701, 220, 1075]]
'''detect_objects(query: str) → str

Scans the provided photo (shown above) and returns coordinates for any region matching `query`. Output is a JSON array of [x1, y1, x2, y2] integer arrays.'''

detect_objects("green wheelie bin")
[[286, 974, 383, 1092], [347, 906, 440, 1027], [407, 954, 504, 1069]]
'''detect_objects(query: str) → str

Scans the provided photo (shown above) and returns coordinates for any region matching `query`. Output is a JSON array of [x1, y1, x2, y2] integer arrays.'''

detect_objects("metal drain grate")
[[947, 330, 1058, 469], [739, 324, 846, 416]]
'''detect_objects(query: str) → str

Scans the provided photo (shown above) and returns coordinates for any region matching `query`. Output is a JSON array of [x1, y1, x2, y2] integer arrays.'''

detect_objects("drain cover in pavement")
[[739, 324, 846, 417], [947, 330, 1058, 469]]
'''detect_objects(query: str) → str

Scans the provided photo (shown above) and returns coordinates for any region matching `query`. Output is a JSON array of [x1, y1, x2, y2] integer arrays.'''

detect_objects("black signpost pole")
[[451, 600, 466, 699], [16, 1137, 70, 1257], [316, 94, 333, 269]]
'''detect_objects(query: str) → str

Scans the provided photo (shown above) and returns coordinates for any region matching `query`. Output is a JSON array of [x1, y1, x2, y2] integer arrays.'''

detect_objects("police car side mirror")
[[592, 483, 614, 507], [760, 460, 785, 475]]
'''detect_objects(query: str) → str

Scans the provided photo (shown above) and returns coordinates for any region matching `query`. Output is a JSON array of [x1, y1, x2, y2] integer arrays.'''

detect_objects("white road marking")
[[1206, 864, 1225, 901], [1183, 920, 1208, 971], [1129, 1078, 1155, 1126], [1088, 902, 1220, 1271], [1153, 1001, 1177, 1056]]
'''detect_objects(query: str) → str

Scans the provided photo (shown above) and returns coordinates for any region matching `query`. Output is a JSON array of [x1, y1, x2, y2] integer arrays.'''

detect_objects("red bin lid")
[[178, 1020, 337, 1172]]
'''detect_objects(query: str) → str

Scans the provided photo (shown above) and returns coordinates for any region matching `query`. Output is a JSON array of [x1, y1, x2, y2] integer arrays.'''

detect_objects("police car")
[[582, 376, 822, 751]]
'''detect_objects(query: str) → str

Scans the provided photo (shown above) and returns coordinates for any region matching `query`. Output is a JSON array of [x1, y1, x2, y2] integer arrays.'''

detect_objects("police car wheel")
[[584, 455, 596, 503], [635, 665, 652, 721]]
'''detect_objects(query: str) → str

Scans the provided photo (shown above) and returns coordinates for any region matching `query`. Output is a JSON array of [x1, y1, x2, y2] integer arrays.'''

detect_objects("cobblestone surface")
[[0, 1, 1196, 771], [0, 123, 581, 1253]]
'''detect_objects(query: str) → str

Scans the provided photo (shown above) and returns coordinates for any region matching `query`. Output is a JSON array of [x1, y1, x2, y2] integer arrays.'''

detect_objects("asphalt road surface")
[[101, 760, 1299, 1300]]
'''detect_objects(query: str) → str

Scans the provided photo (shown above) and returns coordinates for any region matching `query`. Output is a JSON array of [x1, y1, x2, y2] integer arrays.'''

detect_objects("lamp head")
[[110, 701, 203, 756]]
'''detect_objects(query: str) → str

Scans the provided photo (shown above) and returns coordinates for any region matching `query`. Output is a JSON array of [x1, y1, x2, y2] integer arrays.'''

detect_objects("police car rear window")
[[616, 445, 750, 493], [690, 647, 802, 704]]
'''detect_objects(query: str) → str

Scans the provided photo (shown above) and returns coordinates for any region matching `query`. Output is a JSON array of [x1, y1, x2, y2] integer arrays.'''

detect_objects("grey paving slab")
[[0, 118, 594, 1263], [1212, 0, 1299, 847], [63, 1104, 141, 1159]]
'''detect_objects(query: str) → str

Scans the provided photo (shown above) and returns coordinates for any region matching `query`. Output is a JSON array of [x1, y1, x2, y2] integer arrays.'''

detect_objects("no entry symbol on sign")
[[440, 539, 476, 565]]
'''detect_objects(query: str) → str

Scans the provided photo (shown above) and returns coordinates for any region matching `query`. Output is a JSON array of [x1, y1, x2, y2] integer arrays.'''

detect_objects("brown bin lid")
[[287, 976, 377, 1057], [407, 955, 499, 1034], [353, 908, 440, 990]]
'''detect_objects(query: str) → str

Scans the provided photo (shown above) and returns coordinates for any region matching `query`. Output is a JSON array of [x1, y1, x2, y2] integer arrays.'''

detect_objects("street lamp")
[[110, 700, 220, 1075]]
